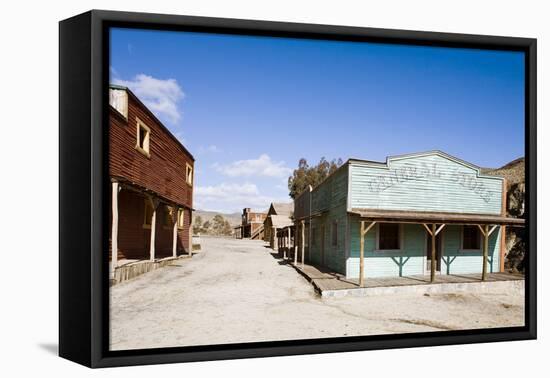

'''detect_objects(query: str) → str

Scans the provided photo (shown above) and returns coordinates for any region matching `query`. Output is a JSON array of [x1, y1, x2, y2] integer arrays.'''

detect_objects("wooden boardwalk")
[[291, 262, 524, 294]]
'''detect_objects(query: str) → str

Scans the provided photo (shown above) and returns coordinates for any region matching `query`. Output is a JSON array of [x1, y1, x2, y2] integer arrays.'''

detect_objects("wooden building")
[[238, 208, 267, 239], [109, 85, 194, 279], [263, 202, 293, 249], [292, 151, 524, 285]]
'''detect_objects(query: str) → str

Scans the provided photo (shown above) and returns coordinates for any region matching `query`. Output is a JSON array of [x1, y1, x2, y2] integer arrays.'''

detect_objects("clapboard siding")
[[347, 220, 425, 278], [308, 166, 349, 274], [109, 92, 194, 209], [440, 225, 500, 274], [350, 153, 503, 215]]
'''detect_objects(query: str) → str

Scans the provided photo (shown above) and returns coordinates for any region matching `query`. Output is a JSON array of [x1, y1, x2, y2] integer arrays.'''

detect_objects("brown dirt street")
[[110, 236, 524, 350]]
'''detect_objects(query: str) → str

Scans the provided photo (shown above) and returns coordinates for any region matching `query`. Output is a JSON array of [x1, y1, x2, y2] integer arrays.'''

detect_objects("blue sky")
[[110, 28, 525, 213]]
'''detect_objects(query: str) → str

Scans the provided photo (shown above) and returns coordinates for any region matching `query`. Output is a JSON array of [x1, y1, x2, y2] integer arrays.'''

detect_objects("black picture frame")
[[59, 9, 537, 368]]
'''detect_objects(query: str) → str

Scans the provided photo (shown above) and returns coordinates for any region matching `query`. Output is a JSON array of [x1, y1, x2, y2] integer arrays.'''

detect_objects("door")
[[426, 232, 442, 272]]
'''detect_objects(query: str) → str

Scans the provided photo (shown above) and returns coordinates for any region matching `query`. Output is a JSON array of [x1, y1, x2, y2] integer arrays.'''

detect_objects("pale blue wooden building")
[[292, 151, 524, 285]]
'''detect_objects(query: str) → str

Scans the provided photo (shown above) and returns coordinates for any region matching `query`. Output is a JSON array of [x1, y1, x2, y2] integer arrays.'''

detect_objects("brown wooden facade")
[[109, 85, 194, 273], [238, 208, 267, 239]]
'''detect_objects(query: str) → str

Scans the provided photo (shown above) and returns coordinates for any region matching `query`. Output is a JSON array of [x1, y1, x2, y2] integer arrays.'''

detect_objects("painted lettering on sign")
[[366, 163, 494, 203]]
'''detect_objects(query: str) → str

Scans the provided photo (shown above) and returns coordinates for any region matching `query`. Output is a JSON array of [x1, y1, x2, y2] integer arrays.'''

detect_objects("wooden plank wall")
[[109, 92, 194, 209]]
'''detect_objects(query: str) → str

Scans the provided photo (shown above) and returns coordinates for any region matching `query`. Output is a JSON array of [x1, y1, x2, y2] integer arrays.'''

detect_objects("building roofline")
[[348, 150, 504, 181], [109, 84, 195, 162]]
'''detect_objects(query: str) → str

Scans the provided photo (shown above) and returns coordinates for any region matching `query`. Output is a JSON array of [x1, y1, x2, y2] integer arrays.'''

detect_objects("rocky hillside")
[[482, 157, 525, 272], [194, 210, 241, 227]]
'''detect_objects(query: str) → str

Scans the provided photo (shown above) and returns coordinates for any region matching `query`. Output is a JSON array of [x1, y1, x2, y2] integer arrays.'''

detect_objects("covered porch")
[[350, 208, 525, 287]]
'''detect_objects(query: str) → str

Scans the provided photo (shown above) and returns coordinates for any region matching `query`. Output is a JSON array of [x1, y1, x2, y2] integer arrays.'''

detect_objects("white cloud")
[[113, 74, 184, 124], [213, 154, 292, 178], [198, 145, 221, 154], [195, 182, 287, 213]]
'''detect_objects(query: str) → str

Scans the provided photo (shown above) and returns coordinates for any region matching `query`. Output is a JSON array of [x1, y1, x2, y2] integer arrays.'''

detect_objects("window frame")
[[177, 208, 185, 229], [135, 117, 151, 158], [185, 163, 193, 186], [460, 225, 482, 251], [375, 223, 403, 252]]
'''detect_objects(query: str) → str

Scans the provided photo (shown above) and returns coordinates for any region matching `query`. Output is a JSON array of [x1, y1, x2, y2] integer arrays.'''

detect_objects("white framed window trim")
[[135, 117, 151, 158]]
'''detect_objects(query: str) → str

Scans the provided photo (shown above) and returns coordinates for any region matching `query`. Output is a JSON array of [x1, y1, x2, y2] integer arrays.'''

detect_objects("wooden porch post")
[[111, 181, 119, 271], [301, 220, 305, 267], [430, 223, 436, 283], [482, 224, 489, 281], [188, 209, 193, 257], [422, 223, 445, 283], [477, 224, 497, 281], [359, 220, 377, 287], [149, 199, 157, 261], [286, 227, 291, 259], [172, 207, 178, 258], [294, 224, 298, 265]]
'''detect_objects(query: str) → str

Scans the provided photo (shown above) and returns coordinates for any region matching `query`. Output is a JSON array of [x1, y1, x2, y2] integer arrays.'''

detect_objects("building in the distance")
[[235, 208, 267, 239], [293, 151, 524, 284], [263, 202, 293, 249], [109, 84, 194, 282]]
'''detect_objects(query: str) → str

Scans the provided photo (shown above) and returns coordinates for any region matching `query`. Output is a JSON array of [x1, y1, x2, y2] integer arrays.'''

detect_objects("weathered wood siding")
[[294, 186, 311, 220], [309, 165, 349, 274], [440, 225, 500, 274], [109, 92, 194, 209], [346, 219, 425, 278], [349, 152, 503, 215]]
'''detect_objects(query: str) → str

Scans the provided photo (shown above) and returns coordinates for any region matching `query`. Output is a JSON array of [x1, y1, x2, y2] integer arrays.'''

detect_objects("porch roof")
[[349, 208, 525, 226]]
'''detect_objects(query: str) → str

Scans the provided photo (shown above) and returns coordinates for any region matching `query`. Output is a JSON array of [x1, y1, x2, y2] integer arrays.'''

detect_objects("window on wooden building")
[[177, 209, 185, 229], [163, 206, 173, 227], [331, 221, 338, 247], [462, 225, 481, 250], [135, 118, 151, 157], [186, 163, 193, 186], [377, 223, 401, 250], [143, 200, 154, 229]]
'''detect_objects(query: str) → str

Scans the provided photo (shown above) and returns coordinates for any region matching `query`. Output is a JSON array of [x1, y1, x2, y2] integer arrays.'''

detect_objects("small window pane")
[[463, 226, 480, 249], [378, 223, 400, 250]]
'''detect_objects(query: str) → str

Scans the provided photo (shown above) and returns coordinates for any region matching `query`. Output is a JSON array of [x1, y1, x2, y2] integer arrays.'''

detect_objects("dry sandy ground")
[[110, 236, 524, 350]]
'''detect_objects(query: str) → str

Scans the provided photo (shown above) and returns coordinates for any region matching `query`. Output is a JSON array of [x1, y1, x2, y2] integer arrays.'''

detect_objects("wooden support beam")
[[188, 209, 193, 256], [301, 220, 305, 267], [500, 225, 506, 272], [359, 221, 376, 287], [434, 223, 446, 236], [422, 223, 433, 236], [286, 227, 291, 259], [111, 181, 119, 272], [482, 224, 489, 281], [294, 225, 298, 265], [430, 223, 436, 283], [149, 200, 157, 261], [172, 207, 178, 258]]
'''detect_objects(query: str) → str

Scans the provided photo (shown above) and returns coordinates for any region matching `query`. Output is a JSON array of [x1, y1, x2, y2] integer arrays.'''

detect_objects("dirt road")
[[110, 236, 524, 350]]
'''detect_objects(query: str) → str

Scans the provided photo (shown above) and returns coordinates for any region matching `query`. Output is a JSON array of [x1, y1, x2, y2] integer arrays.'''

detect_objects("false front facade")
[[296, 151, 524, 283]]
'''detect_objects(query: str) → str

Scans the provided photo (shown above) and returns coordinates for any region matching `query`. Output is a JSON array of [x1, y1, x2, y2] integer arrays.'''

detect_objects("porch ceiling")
[[349, 208, 525, 226]]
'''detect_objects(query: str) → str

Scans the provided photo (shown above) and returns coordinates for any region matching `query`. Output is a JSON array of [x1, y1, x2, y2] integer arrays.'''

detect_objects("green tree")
[[288, 157, 343, 199], [193, 215, 203, 234], [202, 220, 211, 233]]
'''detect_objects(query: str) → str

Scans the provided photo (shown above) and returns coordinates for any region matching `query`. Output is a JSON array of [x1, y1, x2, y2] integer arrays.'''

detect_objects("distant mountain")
[[194, 210, 241, 227]]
